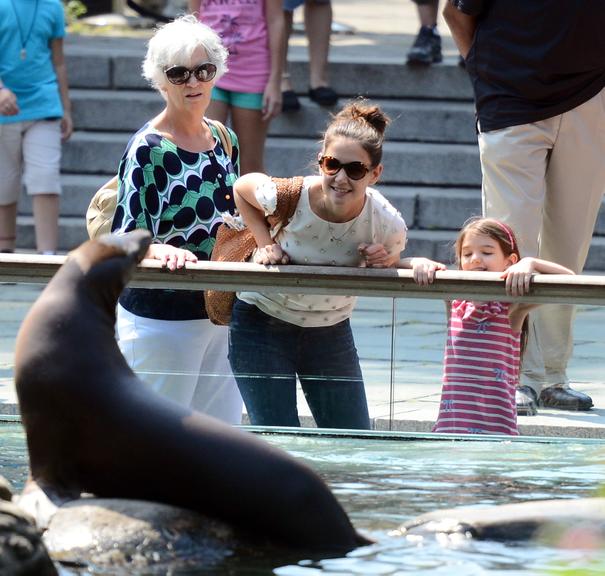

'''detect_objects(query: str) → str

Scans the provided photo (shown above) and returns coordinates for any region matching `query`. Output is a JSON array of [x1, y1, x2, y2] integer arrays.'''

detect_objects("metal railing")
[[0, 254, 604, 305]]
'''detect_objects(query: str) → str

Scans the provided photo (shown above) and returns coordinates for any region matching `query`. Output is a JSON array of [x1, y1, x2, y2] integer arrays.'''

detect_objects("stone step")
[[16, 178, 469, 229], [378, 186, 605, 236], [272, 98, 476, 143], [15, 174, 605, 254], [71, 89, 478, 144], [17, 181, 605, 238], [16, 216, 88, 251], [15, 216, 605, 270], [65, 43, 473, 100], [62, 132, 483, 186], [18, 174, 109, 217]]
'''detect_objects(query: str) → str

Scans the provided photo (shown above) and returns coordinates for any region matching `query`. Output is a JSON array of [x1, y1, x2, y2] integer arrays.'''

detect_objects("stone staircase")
[[17, 34, 605, 269]]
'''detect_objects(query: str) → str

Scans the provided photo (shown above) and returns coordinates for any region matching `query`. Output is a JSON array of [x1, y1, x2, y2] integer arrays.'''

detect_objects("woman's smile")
[[330, 185, 352, 198]]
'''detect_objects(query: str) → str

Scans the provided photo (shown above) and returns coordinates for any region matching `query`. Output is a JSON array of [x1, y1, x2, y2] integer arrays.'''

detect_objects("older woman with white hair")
[[111, 15, 243, 424]]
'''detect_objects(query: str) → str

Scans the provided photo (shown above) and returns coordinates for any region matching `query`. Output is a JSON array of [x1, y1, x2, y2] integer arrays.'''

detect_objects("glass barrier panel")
[[2, 280, 604, 440]]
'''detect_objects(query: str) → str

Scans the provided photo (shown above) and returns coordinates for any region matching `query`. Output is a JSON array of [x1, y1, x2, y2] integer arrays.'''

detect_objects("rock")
[[398, 497, 605, 541], [0, 501, 57, 576], [43, 498, 251, 571]]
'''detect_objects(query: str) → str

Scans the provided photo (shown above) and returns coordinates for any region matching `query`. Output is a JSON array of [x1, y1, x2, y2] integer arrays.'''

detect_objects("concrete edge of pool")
[[3, 413, 605, 444]]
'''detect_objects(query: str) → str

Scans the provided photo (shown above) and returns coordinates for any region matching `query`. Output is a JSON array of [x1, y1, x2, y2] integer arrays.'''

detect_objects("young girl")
[[403, 218, 574, 435], [188, 0, 284, 174], [228, 100, 408, 429]]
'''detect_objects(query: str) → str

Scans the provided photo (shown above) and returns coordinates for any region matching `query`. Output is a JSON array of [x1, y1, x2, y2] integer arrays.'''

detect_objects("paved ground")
[[75, 0, 461, 62], [1, 282, 604, 437], [293, 0, 461, 62]]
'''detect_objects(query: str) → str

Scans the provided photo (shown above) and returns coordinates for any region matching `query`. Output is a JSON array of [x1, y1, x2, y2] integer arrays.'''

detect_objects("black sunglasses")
[[164, 62, 217, 85], [318, 155, 371, 181]]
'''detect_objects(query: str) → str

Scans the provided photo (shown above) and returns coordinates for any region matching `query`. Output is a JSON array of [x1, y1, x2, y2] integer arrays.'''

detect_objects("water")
[[1, 424, 605, 574]]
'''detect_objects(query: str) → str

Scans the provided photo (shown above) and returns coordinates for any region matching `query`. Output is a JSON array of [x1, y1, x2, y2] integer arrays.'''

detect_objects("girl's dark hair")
[[455, 217, 529, 356], [455, 217, 521, 267], [322, 99, 390, 167]]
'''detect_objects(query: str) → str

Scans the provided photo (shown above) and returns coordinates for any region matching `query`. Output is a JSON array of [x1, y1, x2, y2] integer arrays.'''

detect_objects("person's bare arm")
[[234, 173, 289, 264], [505, 258, 575, 330], [263, 0, 286, 120], [0, 84, 19, 116], [51, 38, 72, 141], [503, 257, 574, 297], [443, 3, 478, 59]]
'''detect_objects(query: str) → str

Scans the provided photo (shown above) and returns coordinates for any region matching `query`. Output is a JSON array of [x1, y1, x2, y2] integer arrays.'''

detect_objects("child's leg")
[[23, 120, 62, 254], [230, 92, 269, 175], [206, 100, 229, 124], [0, 122, 24, 252], [304, 0, 332, 90], [0, 203, 17, 252], [281, 8, 295, 93]]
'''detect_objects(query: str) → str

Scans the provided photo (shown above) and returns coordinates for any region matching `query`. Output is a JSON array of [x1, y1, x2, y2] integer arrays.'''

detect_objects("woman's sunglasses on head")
[[318, 156, 370, 180], [164, 62, 217, 85]]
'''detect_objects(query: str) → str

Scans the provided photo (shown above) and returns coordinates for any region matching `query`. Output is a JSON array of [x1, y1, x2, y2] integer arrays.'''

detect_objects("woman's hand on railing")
[[146, 244, 198, 272], [358, 243, 394, 268], [253, 243, 290, 265]]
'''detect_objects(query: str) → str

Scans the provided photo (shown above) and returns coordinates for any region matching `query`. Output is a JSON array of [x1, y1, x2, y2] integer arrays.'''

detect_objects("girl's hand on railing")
[[146, 244, 198, 272], [409, 257, 447, 285], [502, 259, 535, 296], [253, 243, 290, 265]]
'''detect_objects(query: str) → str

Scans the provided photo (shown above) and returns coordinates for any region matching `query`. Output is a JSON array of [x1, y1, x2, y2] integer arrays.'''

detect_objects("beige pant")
[[479, 87, 605, 393]]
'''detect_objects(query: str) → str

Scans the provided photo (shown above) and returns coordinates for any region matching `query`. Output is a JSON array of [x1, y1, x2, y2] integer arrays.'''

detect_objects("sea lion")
[[14, 230, 367, 552], [399, 498, 605, 542]]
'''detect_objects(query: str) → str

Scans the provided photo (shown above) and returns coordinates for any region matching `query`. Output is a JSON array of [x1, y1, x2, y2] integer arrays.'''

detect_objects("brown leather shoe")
[[539, 386, 593, 411]]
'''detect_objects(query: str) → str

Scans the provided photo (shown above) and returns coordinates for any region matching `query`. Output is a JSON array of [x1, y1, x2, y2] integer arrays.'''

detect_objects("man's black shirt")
[[452, 0, 605, 132]]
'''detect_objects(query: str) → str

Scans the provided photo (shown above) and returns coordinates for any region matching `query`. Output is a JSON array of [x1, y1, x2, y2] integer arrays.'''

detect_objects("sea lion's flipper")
[[17, 479, 79, 530]]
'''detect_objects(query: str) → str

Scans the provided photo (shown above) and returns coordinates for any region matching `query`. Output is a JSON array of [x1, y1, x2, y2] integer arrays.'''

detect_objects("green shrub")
[[63, 0, 87, 26]]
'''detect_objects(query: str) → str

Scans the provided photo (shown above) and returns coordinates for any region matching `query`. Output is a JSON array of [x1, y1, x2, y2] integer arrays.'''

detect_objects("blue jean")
[[228, 299, 370, 429]]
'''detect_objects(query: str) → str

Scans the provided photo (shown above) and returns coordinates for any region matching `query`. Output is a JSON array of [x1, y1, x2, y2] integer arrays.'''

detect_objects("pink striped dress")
[[432, 300, 520, 436]]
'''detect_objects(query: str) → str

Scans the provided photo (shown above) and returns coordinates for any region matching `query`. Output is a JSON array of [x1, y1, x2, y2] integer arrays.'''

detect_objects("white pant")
[[117, 304, 243, 424], [0, 120, 62, 204], [479, 87, 605, 392]]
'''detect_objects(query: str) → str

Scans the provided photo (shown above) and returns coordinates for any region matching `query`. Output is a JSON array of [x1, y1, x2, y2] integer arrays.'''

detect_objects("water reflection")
[[1, 426, 605, 575]]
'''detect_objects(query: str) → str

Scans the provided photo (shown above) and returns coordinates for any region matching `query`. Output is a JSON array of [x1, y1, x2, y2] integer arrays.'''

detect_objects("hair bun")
[[336, 99, 390, 137]]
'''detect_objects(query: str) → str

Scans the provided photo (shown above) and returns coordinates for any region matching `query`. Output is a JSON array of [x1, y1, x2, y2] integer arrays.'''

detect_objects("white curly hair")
[[142, 14, 229, 90]]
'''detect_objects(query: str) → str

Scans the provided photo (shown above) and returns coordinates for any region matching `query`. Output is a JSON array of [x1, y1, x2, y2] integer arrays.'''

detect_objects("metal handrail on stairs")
[[0, 254, 604, 305]]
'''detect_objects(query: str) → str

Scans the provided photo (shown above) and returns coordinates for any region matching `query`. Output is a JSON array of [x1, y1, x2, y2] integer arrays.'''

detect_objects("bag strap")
[[267, 176, 305, 231], [208, 119, 233, 158]]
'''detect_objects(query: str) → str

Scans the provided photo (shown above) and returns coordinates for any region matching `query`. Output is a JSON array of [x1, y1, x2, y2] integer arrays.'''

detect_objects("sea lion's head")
[[68, 230, 152, 311]]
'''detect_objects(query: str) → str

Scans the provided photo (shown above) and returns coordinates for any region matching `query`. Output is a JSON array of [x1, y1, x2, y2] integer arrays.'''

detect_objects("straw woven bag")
[[85, 120, 233, 239], [205, 176, 304, 325]]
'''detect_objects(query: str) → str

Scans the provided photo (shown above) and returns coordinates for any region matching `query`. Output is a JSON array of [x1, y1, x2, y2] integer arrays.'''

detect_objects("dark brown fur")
[[15, 231, 367, 551]]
